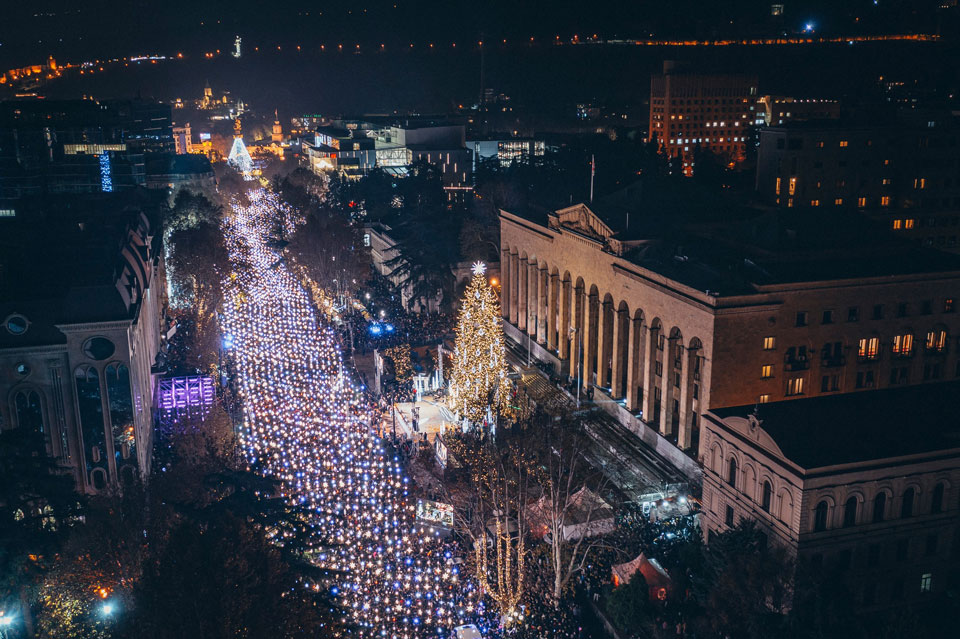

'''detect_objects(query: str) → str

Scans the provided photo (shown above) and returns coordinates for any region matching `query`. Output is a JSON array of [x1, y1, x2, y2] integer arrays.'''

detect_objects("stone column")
[[570, 288, 587, 379], [677, 348, 696, 450], [500, 247, 511, 319], [610, 309, 623, 398], [527, 263, 538, 339], [625, 317, 642, 411], [661, 339, 681, 438], [582, 292, 595, 389], [641, 326, 657, 422], [537, 266, 548, 344], [509, 253, 519, 325], [517, 258, 528, 332], [596, 300, 611, 389], [559, 278, 571, 360], [547, 272, 558, 351]]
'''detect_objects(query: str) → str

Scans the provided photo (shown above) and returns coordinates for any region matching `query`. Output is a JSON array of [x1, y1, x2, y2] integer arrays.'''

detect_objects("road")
[[219, 187, 466, 638]]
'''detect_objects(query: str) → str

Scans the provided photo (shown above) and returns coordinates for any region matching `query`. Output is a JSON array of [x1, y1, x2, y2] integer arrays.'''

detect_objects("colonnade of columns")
[[499, 247, 703, 450]]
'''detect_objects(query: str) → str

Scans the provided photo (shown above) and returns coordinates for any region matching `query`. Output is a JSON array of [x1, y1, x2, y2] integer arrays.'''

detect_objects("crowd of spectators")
[[340, 276, 453, 356]]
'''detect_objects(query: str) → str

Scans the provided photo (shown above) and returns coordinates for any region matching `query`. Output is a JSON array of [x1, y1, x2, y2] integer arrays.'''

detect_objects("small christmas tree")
[[450, 262, 512, 425]]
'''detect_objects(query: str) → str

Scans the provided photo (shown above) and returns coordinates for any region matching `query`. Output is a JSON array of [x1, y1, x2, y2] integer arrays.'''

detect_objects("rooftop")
[[509, 178, 960, 296], [0, 193, 158, 348], [711, 382, 960, 470]]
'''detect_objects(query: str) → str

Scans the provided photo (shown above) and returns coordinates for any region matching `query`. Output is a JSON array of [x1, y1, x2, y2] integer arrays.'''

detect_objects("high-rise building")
[[173, 123, 192, 154], [649, 63, 758, 172]]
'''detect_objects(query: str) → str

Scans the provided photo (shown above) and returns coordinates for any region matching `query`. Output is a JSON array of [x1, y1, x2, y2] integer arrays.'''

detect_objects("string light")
[[449, 264, 512, 425], [220, 188, 468, 637]]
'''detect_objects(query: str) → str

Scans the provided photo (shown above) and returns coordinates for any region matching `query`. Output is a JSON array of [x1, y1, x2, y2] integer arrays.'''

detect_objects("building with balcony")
[[700, 384, 960, 608], [755, 111, 960, 250]]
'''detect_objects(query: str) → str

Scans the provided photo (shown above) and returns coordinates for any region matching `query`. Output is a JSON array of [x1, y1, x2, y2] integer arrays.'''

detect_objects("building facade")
[[500, 199, 960, 454], [700, 387, 960, 608], [0, 201, 165, 492], [649, 64, 758, 170], [756, 112, 960, 250]]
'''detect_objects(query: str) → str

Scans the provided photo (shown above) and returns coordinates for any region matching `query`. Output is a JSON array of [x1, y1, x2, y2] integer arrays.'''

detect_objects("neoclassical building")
[[701, 384, 960, 607], [500, 188, 960, 454], [0, 196, 164, 492]]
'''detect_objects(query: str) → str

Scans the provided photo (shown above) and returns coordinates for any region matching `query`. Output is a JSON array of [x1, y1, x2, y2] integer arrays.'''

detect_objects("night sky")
[[0, 0, 951, 68]]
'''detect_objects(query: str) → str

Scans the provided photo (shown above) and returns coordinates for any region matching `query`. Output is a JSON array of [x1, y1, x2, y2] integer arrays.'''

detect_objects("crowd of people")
[[217, 203, 702, 638], [340, 275, 453, 356]]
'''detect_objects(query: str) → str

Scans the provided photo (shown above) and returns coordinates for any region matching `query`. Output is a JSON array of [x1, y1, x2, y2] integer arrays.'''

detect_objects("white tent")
[[526, 486, 615, 542]]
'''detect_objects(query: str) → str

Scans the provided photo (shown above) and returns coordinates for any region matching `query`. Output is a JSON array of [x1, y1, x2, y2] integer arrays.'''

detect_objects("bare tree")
[[523, 419, 619, 605]]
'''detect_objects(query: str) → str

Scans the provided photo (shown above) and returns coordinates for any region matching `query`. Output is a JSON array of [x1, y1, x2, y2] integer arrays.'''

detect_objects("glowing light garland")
[[219, 188, 470, 638], [449, 266, 512, 425], [99, 153, 113, 192]]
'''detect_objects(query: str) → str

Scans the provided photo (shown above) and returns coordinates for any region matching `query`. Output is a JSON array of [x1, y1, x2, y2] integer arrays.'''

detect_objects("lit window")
[[920, 573, 932, 593], [892, 333, 914, 357], [858, 197, 867, 207], [788, 177, 797, 195], [834, 198, 843, 206], [926, 330, 947, 352], [905, 218, 915, 229], [882, 178, 892, 186], [915, 178, 926, 190], [858, 337, 880, 360], [839, 140, 849, 147], [786, 377, 804, 396], [761, 365, 773, 379], [810, 199, 820, 207], [775, 177, 781, 195], [945, 298, 954, 313], [759, 394, 770, 404], [763, 336, 776, 350], [881, 196, 892, 207], [893, 219, 903, 230]]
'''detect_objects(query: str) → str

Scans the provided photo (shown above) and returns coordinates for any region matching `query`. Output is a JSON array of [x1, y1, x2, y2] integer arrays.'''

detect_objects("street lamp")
[[569, 327, 582, 408], [0, 611, 14, 639]]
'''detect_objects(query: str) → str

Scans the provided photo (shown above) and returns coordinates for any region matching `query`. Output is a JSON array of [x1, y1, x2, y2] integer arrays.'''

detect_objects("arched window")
[[91, 468, 107, 491], [727, 457, 738, 487], [901, 488, 915, 519], [873, 493, 886, 523], [105, 364, 135, 465], [14, 390, 44, 433], [931, 483, 945, 514], [843, 496, 858, 527], [814, 501, 829, 532], [925, 329, 948, 353], [75, 366, 108, 481], [761, 481, 772, 512]]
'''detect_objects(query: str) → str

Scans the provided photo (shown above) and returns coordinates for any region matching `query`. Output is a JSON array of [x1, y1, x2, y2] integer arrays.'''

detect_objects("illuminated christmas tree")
[[450, 262, 512, 425]]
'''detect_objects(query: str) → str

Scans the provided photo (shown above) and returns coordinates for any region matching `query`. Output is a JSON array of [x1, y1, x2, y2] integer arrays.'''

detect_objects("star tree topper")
[[471, 261, 487, 276]]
